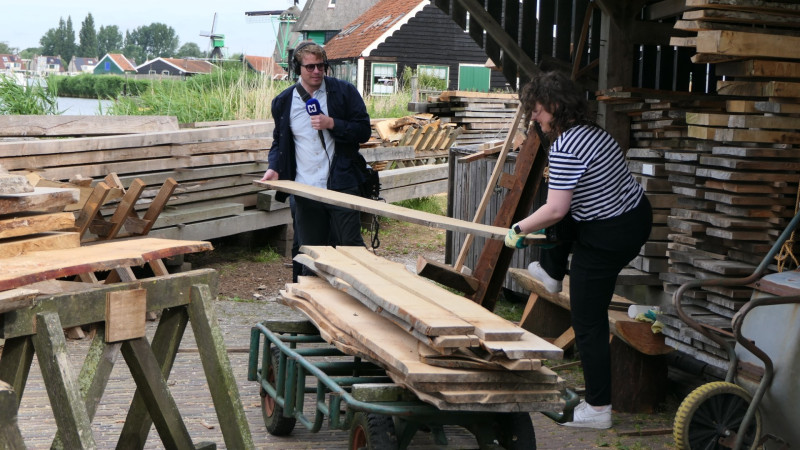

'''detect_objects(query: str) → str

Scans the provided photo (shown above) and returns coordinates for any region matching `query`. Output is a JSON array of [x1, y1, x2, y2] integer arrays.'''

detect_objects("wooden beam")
[[452, 0, 540, 79], [255, 179, 548, 243]]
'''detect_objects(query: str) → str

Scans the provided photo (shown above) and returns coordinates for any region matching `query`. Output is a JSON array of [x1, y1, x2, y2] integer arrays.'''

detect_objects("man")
[[261, 42, 372, 281]]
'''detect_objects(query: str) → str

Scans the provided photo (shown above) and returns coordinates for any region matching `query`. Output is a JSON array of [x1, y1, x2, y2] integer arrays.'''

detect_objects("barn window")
[[371, 63, 397, 95]]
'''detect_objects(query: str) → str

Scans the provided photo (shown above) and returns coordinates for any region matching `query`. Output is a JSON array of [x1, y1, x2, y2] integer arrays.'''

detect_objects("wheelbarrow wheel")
[[673, 381, 761, 450], [348, 412, 397, 450], [260, 346, 296, 436], [494, 412, 536, 450]]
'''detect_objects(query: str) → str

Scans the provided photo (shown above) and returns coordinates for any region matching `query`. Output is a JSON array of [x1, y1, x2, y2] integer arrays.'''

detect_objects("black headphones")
[[292, 41, 329, 75]]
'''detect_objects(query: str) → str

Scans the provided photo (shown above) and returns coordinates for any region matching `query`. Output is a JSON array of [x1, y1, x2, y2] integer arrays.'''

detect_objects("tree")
[[78, 13, 98, 58], [0, 42, 19, 55], [126, 23, 179, 60], [63, 16, 76, 64], [97, 25, 123, 56], [39, 16, 76, 62], [123, 31, 145, 66], [176, 42, 204, 59], [20, 48, 39, 59]]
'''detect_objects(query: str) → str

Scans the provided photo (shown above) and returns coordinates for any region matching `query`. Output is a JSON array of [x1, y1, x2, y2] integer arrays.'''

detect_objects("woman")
[[504, 71, 652, 429]]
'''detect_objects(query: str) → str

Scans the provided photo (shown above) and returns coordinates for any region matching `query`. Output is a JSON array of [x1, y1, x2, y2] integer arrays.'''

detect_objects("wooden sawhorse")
[[0, 269, 253, 449]]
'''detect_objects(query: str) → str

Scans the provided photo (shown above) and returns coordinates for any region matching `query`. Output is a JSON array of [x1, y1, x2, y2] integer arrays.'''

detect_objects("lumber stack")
[[371, 115, 461, 167], [0, 182, 81, 260], [279, 245, 565, 412], [619, 0, 800, 369], [426, 91, 525, 147], [597, 87, 727, 284]]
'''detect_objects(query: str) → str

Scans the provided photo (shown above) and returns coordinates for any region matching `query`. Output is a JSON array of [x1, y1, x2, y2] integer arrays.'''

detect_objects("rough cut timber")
[[0, 173, 33, 195], [279, 277, 565, 413], [0, 237, 212, 291], [0, 187, 79, 215], [256, 179, 546, 244], [0, 115, 180, 137]]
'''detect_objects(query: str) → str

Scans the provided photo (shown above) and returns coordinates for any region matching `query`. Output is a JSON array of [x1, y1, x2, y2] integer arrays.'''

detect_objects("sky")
[[2, 0, 306, 58]]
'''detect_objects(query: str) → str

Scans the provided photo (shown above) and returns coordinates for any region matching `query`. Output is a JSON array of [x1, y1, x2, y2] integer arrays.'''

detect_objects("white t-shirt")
[[291, 81, 335, 188]]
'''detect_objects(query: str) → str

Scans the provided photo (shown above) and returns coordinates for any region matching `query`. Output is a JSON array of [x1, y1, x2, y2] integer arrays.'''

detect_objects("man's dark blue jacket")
[[267, 76, 371, 196]]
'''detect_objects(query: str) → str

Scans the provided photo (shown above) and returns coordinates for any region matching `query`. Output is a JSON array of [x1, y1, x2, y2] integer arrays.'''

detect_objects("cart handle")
[[540, 388, 580, 424]]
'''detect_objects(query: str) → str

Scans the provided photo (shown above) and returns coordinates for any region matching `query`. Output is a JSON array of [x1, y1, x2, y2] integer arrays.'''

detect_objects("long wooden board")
[[0, 187, 79, 215], [300, 247, 475, 337], [0, 115, 180, 137], [255, 179, 545, 243], [0, 237, 212, 291], [695, 30, 800, 60], [335, 247, 549, 346]]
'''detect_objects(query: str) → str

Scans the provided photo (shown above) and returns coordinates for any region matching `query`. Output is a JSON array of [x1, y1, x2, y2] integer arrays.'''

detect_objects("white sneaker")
[[527, 262, 562, 293], [560, 401, 612, 429]]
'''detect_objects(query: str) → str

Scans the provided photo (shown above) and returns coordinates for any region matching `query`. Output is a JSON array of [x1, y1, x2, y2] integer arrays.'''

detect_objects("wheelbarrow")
[[247, 319, 579, 449], [672, 209, 800, 449]]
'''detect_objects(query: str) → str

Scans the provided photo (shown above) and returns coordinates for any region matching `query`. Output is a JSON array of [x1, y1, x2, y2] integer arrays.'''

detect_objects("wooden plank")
[[415, 255, 479, 295], [300, 247, 475, 337], [684, 0, 800, 15], [695, 30, 800, 60], [187, 284, 255, 449], [105, 289, 147, 342], [32, 312, 97, 449], [0, 232, 81, 258], [335, 246, 549, 346], [0, 115, 179, 136], [121, 337, 195, 449], [0, 237, 212, 291], [255, 179, 546, 243], [0, 211, 75, 239], [0, 173, 33, 194], [683, 8, 800, 27], [717, 59, 800, 79], [0, 121, 272, 157], [0, 187, 79, 215], [0, 380, 26, 449], [0, 288, 38, 314]]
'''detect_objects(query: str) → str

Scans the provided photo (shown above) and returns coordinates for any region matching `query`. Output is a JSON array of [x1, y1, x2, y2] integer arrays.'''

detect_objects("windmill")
[[200, 13, 226, 60]]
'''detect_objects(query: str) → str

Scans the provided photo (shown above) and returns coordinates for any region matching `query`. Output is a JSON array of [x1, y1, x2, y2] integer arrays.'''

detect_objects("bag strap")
[[295, 83, 311, 102]]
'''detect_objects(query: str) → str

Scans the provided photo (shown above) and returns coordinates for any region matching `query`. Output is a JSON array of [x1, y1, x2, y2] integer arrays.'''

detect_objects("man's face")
[[299, 53, 325, 89]]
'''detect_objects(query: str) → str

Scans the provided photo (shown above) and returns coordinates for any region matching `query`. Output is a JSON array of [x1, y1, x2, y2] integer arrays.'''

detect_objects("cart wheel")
[[260, 346, 296, 436], [348, 412, 397, 450], [494, 412, 536, 450], [673, 381, 761, 450]]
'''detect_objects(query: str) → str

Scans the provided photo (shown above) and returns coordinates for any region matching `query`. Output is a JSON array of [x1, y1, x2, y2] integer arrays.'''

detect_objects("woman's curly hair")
[[519, 71, 591, 139]]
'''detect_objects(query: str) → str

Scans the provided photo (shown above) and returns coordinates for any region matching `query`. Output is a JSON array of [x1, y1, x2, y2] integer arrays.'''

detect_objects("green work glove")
[[531, 228, 557, 249], [505, 224, 528, 249]]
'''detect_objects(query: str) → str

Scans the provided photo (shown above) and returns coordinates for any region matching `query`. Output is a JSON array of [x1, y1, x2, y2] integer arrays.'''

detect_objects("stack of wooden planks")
[[597, 87, 728, 285], [1, 116, 452, 247], [0, 183, 80, 259], [608, 0, 800, 369], [427, 91, 525, 147], [371, 115, 462, 167], [280, 245, 565, 412]]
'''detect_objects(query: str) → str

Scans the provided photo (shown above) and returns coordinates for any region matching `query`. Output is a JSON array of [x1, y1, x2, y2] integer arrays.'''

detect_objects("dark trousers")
[[293, 186, 365, 279], [541, 196, 652, 406]]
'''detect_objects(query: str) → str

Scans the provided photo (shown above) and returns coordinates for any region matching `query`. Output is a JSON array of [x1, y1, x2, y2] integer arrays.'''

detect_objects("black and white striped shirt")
[[548, 124, 643, 221]]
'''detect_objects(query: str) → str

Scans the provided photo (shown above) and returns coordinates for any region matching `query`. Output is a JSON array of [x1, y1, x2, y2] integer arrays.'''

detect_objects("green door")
[[458, 65, 490, 92]]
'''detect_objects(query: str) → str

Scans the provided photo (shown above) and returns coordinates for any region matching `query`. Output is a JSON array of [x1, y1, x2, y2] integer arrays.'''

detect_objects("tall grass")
[[108, 64, 291, 123], [106, 65, 416, 123], [0, 75, 60, 115]]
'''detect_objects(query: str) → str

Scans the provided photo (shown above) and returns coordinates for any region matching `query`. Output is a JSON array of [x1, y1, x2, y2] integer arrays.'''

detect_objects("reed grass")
[[107, 65, 417, 123], [0, 75, 60, 115]]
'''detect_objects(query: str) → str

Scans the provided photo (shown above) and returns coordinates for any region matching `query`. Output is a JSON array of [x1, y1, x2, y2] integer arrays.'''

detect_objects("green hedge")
[[52, 74, 151, 99]]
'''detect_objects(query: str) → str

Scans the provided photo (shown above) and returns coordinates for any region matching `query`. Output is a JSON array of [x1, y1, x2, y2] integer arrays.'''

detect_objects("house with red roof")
[[94, 53, 137, 75], [243, 55, 287, 80], [135, 58, 216, 77], [322, 0, 507, 96]]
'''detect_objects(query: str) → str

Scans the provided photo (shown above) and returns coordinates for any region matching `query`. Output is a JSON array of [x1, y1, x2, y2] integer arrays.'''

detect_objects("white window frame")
[[371, 63, 397, 96]]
